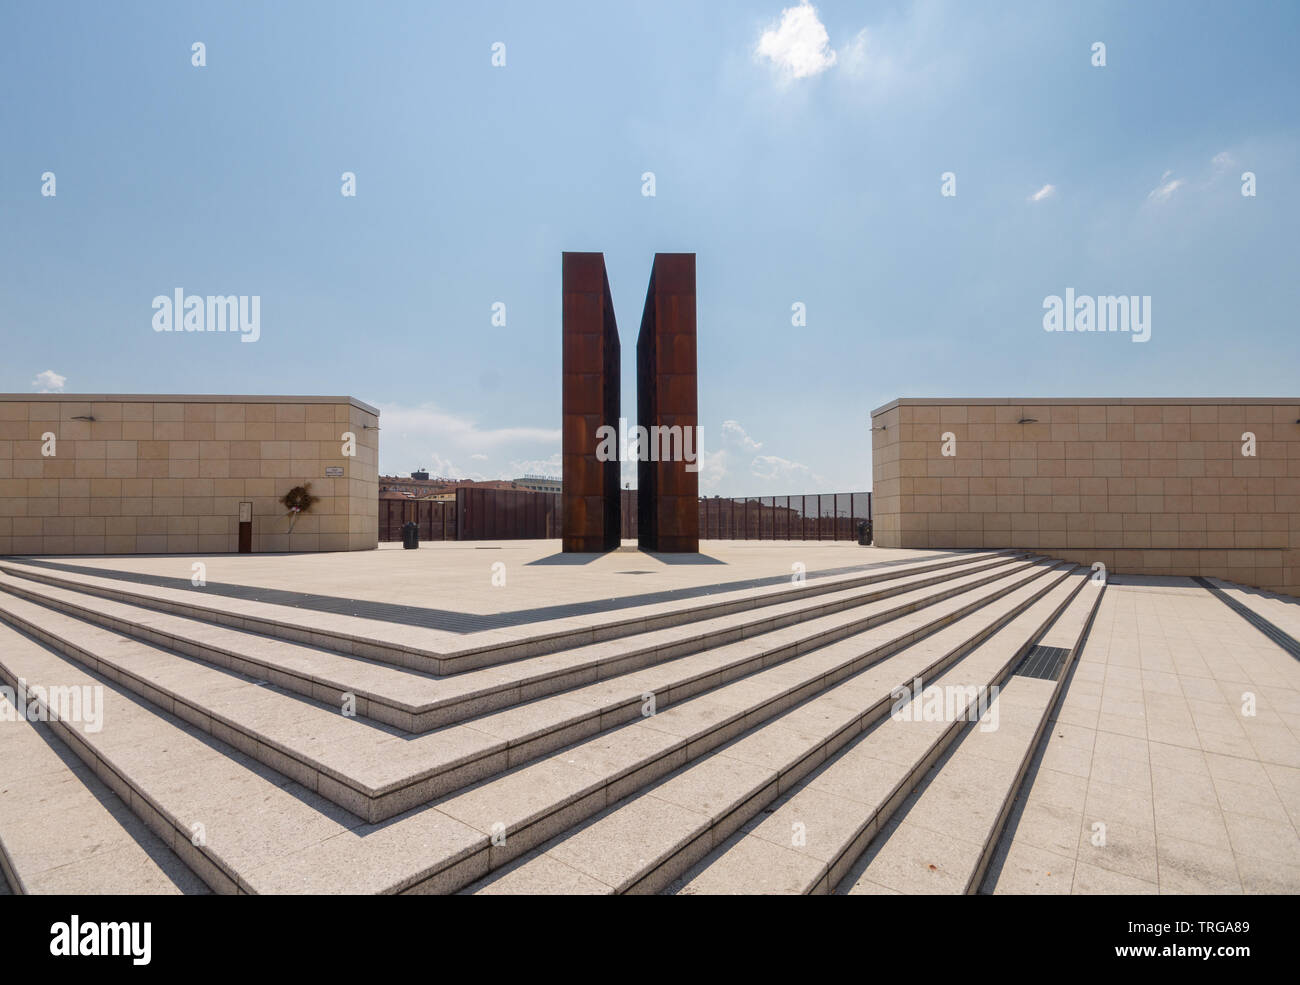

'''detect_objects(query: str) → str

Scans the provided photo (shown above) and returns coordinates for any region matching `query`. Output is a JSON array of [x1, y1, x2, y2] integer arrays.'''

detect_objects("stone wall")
[[871, 398, 1300, 597], [0, 394, 378, 555]]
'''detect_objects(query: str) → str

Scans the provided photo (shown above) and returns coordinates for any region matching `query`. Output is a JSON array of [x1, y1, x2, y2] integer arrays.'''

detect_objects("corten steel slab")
[[637, 253, 699, 553], [561, 252, 621, 552]]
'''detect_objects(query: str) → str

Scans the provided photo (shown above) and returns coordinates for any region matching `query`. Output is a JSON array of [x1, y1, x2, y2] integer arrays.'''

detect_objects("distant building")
[[378, 473, 559, 499], [514, 475, 562, 494], [379, 473, 454, 498]]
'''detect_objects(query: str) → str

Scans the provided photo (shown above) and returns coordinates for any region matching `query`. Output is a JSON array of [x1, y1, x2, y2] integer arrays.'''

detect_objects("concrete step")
[[465, 564, 1081, 894], [835, 578, 1102, 895], [0, 558, 1050, 823], [0, 554, 1028, 733], [0, 620, 384, 894], [0, 689, 209, 894], [0, 551, 1013, 675], [668, 570, 1092, 896], [0, 562, 1070, 894]]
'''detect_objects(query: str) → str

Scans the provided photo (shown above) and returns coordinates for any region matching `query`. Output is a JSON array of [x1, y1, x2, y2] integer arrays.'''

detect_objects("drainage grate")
[[1194, 577, 1300, 660], [1014, 644, 1071, 681]]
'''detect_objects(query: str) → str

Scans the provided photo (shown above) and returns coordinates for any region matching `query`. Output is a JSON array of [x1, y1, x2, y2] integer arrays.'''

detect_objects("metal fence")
[[379, 498, 457, 542], [379, 488, 561, 542], [383, 489, 868, 543], [619, 491, 870, 541], [700, 492, 870, 540], [457, 487, 562, 540]]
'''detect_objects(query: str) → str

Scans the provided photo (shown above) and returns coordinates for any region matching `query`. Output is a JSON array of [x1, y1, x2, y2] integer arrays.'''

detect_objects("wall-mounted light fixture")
[[70, 415, 96, 421], [1017, 417, 1038, 424], [869, 425, 887, 432]]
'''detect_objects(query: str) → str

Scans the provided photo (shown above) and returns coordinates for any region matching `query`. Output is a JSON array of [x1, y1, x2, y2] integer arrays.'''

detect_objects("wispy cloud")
[[508, 453, 561, 477], [32, 369, 66, 392], [1147, 169, 1185, 203], [838, 28, 872, 76], [837, 26, 901, 88], [381, 403, 558, 448], [701, 418, 830, 495], [1028, 183, 1056, 203], [721, 419, 763, 452], [1145, 152, 1247, 210], [696, 447, 730, 495], [379, 402, 559, 479], [421, 452, 482, 482], [751, 453, 828, 488], [756, 2, 838, 80]]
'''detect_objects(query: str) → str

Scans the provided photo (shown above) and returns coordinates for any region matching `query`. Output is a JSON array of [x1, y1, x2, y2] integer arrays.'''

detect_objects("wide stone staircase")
[[0, 549, 1127, 894]]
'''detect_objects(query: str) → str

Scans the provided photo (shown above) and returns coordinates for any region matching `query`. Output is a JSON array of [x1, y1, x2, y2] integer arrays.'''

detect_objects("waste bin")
[[856, 520, 872, 546], [402, 521, 420, 549]]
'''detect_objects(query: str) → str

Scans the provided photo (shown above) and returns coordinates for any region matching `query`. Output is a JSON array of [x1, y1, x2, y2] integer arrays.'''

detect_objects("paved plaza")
[[987, 578, 1300, 894], [0, 542, 1296, 894]]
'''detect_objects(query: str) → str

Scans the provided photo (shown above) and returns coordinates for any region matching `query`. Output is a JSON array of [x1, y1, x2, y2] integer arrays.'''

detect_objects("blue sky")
[[3, 1, 1297, 494]]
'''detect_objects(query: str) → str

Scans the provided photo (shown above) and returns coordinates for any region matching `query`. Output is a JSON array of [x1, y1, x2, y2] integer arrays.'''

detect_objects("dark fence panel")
[[381, 489, 866, 543], [379, 491, 561, 542], [456, 487, 561, 541], [620, 489, 639, 540], [378, 498, 458, 542], [694, 491, 870, 541]]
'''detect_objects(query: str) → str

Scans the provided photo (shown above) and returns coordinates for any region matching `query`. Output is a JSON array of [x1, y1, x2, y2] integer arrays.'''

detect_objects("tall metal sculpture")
[[561, 252, 622, 552], [637, 253, 699, 553], [560, 251, 699, 553]]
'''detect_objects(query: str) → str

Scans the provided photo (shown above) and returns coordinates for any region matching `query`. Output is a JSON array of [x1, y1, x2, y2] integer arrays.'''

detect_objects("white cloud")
[[696, 448, 730, 495], [1140, 152, 1251, 213], [32, 369, 66, 392], [699, 418, 831, 495], [835, 4, 955, 100], [1028, 184, 1056, 203], [421, 453, 483, 482], [1147, 170, 1184, 203], [699, 419, 766, 495], [838, 27, 897, 84], [751, 454, 828, 489], [379, 401, 559, 479], [507, 453, 561, 478], [756, 2, 838, 80], [382, 403, 558, 448], [721, 419, 763, 452], [839, 28, 870, 73]]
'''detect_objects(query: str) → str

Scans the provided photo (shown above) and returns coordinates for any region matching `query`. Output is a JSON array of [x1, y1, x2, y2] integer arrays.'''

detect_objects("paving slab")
[[984, 576, 1300, 895]]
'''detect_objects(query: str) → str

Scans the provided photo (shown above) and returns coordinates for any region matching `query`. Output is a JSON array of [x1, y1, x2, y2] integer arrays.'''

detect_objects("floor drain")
[[1014, 644, 1070, 681]]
